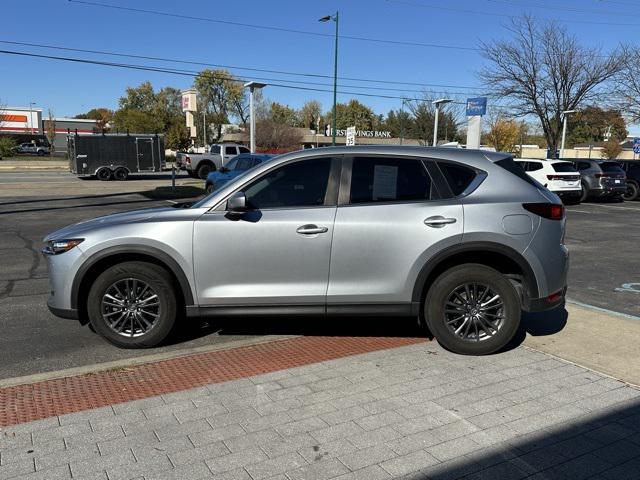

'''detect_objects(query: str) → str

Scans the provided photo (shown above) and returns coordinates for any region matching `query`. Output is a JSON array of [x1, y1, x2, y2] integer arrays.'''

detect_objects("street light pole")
[[29, 102, 36, 134], [432, 98, 453, 147], [560, 109, 576, 159], [243, 81, 267, 153], [320, 11, 339, 146]]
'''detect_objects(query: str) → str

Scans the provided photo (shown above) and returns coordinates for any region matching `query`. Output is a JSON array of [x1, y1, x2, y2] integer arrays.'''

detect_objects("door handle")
[[296, 224, 328, 235], [424, 216, 457, 228]]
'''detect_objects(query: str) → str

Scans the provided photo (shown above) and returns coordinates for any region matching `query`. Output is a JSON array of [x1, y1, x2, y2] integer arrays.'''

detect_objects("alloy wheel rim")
[[101, 278, 160, 338], [444, 283, 505, 342]]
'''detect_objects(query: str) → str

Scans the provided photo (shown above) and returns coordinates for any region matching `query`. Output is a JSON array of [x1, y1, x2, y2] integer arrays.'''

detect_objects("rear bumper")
[[523, 286, 566, 312], [554, 190, 581, 199], [591, 185, 626, 197]]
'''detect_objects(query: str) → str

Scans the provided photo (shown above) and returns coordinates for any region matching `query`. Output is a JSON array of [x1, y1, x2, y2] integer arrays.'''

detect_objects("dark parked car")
[[571, 160, 626, 202], [616, 160, 640, 201]]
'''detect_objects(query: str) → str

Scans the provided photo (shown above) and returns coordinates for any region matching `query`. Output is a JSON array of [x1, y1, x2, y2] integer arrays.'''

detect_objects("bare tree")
[[480, 15, 622, 158], [45, 109, 56, 154], [250, 120, 302, 153], [615, 46, 640, 121]]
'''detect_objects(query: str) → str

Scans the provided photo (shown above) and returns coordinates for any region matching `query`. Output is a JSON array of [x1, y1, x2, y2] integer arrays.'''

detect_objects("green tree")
[[298, 100, 322, 129], [194, 69, 247, 140], [326, 99, 377, 130], [0, 137, 16, 159], [406, 100, 458, 145], [165, 122, 191, 151], [269, 102, 298, 126], [567, 106, 627, 147]]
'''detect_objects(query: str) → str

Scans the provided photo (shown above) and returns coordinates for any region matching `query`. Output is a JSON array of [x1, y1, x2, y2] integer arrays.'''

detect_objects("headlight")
[[42, 239, 84, 255]]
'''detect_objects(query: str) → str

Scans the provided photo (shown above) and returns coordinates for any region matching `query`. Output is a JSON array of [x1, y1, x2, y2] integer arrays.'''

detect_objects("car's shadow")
[[169, 305, 569, 353], [170, 314, 427, 345]]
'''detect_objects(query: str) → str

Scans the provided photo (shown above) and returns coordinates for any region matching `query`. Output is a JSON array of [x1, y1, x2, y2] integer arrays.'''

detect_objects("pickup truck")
[[15, 142, 50, 156], [176, 143, 250, 179]]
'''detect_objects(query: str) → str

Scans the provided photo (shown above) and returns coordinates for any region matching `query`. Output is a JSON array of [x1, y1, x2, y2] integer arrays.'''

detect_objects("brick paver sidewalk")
[[1, 339, 639, 480]]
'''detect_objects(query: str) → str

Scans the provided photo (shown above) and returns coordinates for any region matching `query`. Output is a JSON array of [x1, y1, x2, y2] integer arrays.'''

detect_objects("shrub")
[[0, 137, 17, 159]]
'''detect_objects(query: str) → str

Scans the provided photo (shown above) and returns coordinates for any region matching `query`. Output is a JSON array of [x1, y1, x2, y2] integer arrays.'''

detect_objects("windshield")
[[190, 154, 280, 208], [224, 158, 239, 171]]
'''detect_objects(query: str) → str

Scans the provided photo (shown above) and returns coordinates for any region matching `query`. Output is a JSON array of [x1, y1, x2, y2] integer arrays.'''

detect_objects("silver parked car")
[[43, 146, 568, 355]]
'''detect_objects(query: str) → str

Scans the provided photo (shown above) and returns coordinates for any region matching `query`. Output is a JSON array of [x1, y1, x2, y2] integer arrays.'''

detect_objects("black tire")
[[87, 262, 177, 348], [37, 150, 45, 156], [623, 181, 639, 201], [113, 167, 129, 181], [579, 182, 589, 203], [424, 264, 521, 355], [96, 168, 112, 181], [196, 163, 214, 180]]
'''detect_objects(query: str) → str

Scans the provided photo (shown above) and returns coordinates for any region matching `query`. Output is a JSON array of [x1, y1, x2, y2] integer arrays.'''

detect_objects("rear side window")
[[575, 161, 591, 171], [350, 157, 433, 203], [528, 162, 543, 171], [210, 145, 221, 154], [239, 146, 250, 153], [600, 162, 624, 173], [439, 162, 477, 196], [496, 157, 539, 187], [225, 146, 237, 155], [552, 162, 577, 173]]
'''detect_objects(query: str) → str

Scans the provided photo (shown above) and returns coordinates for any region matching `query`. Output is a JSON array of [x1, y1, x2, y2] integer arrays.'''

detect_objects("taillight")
[[547, 174, 579, 181], [523, 203, 564, 220]]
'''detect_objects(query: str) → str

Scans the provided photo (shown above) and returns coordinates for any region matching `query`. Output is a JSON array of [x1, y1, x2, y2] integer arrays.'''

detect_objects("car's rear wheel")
[[425, 264, 521, 355], [579, 182, 589, 202], [96, 168, 112, 181], [87, 262, 177, 348], [37, 150, 45, 156], [196, 163, 214, 180], [623, 181, 639, 201]]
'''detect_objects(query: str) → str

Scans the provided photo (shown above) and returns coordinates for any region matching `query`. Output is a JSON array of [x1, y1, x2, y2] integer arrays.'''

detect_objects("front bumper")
[[47, 300, 79, 320]]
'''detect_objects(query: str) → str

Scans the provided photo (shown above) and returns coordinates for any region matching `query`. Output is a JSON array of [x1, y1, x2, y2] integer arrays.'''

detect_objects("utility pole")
[[320, 11, 339, 146]]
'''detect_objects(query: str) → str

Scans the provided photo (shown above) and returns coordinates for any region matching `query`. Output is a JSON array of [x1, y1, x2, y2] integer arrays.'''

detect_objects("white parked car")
[[515, 158, 581, 203]]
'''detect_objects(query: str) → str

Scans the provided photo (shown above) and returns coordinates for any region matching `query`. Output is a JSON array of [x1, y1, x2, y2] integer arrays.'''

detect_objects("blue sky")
[[1, 0, 635, 132]]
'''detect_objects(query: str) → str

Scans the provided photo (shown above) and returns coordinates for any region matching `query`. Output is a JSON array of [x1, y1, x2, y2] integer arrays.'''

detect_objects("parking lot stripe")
[[0, 335, 426, 427], [566, 299, 640, 322]]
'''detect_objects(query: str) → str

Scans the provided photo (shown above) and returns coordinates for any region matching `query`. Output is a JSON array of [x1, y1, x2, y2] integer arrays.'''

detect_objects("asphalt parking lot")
[[0, 171, 638, 381]]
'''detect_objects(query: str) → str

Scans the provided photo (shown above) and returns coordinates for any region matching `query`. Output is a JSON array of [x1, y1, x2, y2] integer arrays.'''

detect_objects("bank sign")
[[325, 125, 391, 138], [466, 97, 487, 116]]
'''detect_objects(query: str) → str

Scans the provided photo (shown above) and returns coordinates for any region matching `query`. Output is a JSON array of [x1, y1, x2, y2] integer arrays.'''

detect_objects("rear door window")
[[210, 145, 221, 154], [225, 146, 237, 155], [350, 157, 433, 203], [552, 162, 578, 173], [438, 162, 478, 196]]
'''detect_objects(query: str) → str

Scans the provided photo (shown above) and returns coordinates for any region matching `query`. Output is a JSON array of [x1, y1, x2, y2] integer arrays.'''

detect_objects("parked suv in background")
[[43, 146, 568, 356], [617, 160, 640, 201], [572, 160, 627, 202], [176, 143, 250, 179], [514, 159, 581, 203]]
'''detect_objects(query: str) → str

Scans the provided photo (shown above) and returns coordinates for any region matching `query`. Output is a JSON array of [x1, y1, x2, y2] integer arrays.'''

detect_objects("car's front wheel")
[[425, 264, 521, 355], [87, 262, 177, 348], [579, 182, 589, 202]]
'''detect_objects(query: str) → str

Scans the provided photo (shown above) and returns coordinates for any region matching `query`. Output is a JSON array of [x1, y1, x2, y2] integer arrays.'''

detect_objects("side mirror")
[[227, 191, 248, 215]]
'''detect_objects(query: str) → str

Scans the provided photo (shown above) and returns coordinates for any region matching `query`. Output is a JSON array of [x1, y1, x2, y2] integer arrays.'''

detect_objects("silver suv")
[[43, 147, 568, 355]]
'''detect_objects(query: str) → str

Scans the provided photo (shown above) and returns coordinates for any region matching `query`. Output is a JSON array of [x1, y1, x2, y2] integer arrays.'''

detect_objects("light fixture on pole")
[[432, 98, 453, 147], [560, 109, 576, 159], [319, 11, 339, 146], [243, 81, 266, 153]]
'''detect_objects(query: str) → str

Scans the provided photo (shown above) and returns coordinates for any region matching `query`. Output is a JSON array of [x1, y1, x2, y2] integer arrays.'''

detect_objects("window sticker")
[[372, 164, 398, 200]]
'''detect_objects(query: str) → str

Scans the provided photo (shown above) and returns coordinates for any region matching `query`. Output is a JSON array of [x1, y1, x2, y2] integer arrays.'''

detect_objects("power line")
[[486, 0, 630, 17], [387, 0, 640, 26], [0, 49, 493, 103], [0, 39, 483, 90], [67, 0, 478, 51]]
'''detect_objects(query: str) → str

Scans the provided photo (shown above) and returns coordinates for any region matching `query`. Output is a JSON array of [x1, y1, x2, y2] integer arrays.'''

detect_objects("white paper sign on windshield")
[[372, 165, 398, 200]]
